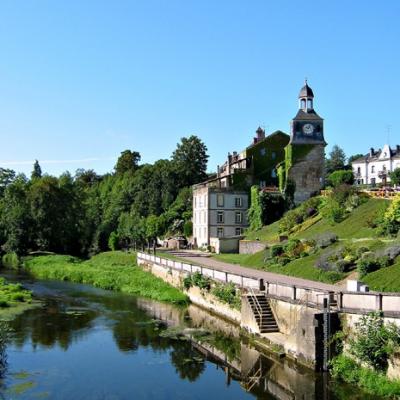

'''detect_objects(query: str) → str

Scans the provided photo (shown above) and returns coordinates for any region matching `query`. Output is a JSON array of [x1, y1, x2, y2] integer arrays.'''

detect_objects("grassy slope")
[[24, 251, 188, 304], [363, 258, 400, 292], [214, 199, 395, 286]]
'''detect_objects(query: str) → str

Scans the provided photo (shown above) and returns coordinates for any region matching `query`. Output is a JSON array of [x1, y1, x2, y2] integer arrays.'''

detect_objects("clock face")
[[303, 123, 314, 135]]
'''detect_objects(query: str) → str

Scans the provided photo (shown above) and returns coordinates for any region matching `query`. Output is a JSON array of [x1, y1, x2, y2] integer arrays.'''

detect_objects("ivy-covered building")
[[192, 81, 326, 246]]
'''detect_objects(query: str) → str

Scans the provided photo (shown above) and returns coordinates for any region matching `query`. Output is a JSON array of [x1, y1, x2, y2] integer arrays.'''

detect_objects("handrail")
[[248, 287, 264, 330]]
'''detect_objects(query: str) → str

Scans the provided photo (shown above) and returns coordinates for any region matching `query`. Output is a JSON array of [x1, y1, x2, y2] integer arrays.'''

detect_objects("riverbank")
[[0, 277, 38, 321], [23, 251, 188, 305]]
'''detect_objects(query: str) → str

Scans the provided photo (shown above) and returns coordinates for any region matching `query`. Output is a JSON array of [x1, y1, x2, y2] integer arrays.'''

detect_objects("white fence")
[[137, 252, 400, 317]]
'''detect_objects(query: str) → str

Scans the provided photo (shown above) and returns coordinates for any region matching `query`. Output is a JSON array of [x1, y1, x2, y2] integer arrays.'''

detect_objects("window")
[[301, 99, 306, 109], [357, 167, 361, 174], [260, 180, 266, 188], [271, 169, 277, 178], [217, 194, 224, 207], [235, 227, 243, 236], [235, 212, 243, 224], [217, 227, 224, 238], [217, 211, 224, 224], [371, 166, 375, 173], [271, 152, 276, 160], [235, 197, 243, 207], [260, 148, 266, 156]]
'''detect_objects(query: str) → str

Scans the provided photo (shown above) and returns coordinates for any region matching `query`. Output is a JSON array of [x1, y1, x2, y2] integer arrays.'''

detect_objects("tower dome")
[[298, 80, 314, 99]]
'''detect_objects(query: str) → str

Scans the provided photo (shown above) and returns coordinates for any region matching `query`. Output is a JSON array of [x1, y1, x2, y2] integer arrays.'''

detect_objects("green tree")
[[327, 170, 354, 187], [347, 153, 364, 166], [326, 145, 346, 174], [172, 135, 209, 188], [0, 175, 32, 254], [115, 150, 141, 175], [0, 168, 16, 197], [389, 168, 400, 186], [31, 160, 42, 179]]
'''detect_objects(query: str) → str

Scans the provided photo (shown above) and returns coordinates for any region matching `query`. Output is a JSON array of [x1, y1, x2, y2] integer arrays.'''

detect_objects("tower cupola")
[[298, 79, 314, 112]]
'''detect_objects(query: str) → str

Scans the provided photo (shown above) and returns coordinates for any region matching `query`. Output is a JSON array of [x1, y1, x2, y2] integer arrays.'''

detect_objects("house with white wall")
[[352, 144, 400, 185]]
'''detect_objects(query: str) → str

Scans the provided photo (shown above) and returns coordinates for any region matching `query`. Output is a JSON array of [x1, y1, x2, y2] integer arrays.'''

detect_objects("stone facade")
[[287, 145, 326, 204]]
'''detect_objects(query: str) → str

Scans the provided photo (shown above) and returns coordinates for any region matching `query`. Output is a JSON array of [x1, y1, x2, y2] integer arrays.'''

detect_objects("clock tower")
[[290, 80, 326, 145], [280, 81, 327, 204]]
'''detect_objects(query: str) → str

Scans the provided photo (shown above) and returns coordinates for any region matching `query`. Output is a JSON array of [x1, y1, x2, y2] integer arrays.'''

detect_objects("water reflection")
[[0, 276, 380, 400]]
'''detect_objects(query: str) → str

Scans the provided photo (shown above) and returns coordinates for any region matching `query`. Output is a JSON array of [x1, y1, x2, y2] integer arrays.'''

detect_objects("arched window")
[[371, 166, 375, 173], [307, 99, 313, 109], [301, 99, 306, 109]]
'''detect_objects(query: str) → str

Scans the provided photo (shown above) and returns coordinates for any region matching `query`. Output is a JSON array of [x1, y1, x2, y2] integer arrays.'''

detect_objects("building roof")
[[352, 145, 400, 163], [298, 81, 314, 98], [292, 109, 323, 121]]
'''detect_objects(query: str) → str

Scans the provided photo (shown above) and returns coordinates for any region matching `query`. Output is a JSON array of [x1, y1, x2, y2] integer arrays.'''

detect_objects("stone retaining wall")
[[239, 240, 267, 254]]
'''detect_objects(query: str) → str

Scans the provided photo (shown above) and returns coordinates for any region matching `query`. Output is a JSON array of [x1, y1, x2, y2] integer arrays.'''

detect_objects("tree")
[[31, 160, 42, 179], [0, 168, 16, 197], [347, 153, 364, 166], [389, 168, 400, 186], [114, 150, 141, 175], [172, 135, 209, 188], [327, 170, 354, 187], [326, 145, 346, 174]]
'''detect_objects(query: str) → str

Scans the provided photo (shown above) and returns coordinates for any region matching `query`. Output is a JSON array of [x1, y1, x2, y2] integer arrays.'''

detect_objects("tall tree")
[[326, 145, 346, 174], [172, 135, 209, 188], [0, 168, 16, 197], [31, 160, 42, 179], [389, 168, 400, 186], [114, 150, 141, 175]]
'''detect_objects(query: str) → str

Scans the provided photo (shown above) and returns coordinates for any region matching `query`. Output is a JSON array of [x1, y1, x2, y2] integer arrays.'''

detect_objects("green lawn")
[[293, 199, 389, 240], [363, 258, 400, 292], [244, 220, 281, 243], [24, 251, 188, 304]]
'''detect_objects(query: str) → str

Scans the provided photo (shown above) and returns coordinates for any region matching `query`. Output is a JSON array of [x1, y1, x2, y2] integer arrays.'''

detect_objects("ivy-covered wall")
[[278, 143, 316, 193], [246, 131, 290, 187]]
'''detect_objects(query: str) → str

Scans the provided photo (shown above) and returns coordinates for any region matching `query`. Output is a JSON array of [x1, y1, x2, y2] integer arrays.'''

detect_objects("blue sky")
[[0, 0, 399, 176]]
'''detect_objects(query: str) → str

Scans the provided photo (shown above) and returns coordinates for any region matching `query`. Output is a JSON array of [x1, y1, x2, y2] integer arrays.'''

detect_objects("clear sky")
[[0, 0, 399, 176]]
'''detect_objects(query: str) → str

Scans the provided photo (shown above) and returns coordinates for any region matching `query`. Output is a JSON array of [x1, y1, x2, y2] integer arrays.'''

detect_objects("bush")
[[211, 282, 241, 310], [357, 257, 380, 277], [327, 170, 354, 187], [356, 246, 370, 258], [348, 312, 400, 371], [1, 253, 20, 269], [270, 245, 284, 257], [380, 196, 400, 236], [315, 232, 338, 248]]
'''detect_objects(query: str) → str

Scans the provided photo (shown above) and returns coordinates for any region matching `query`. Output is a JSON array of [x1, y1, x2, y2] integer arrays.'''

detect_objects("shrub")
[[270, 245, 284, 257], [327, 170, 354, 187], [191, 271, 211, 290], [357, 257, 380, 278], [356, 246, 370, 258], [211, 282, 241, 310], [315, 232, 338, 248], [380, 196, 400, 236], [383, 245, 400, 261], [348, 312, 400, 371], [277, 256, 291, 266], [1, 253, 20, 269]]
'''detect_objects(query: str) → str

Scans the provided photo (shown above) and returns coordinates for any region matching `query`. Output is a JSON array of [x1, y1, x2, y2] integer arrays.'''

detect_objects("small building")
[[352, 144, 400, 186], [193, 185, 249, 248]]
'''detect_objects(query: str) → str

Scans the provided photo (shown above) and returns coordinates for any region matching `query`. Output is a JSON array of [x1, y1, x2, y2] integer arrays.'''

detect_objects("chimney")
[[370, 147, 374, 157]]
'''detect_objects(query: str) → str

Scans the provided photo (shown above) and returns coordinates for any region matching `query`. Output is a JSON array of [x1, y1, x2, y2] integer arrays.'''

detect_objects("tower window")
[[301, 99, 306, 109], [307, 99, 313, 109]]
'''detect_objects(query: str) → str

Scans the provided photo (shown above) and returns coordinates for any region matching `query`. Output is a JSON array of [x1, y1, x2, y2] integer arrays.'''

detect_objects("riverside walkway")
[[166, 250, 339, 293]]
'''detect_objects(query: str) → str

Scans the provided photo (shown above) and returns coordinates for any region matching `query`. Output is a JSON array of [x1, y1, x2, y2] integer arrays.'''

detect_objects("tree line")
[[0, 135, 209, 257]]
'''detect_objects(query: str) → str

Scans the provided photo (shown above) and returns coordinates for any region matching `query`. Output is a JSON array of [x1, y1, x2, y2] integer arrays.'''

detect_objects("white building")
[[192, 184, 248, 248], [352, 144, 400, 185]]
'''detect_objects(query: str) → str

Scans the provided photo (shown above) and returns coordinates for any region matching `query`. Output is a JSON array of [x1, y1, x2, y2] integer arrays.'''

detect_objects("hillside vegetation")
[[216, 192, 400, 290]]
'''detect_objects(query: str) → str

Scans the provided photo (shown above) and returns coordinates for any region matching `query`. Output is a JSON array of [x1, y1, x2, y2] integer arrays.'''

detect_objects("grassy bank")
[[24, 252, 188, 305], [330, 355, 400, 398]]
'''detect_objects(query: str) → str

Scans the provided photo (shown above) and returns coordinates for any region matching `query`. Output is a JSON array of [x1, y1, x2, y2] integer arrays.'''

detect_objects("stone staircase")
[[246, 294, 279, 333]]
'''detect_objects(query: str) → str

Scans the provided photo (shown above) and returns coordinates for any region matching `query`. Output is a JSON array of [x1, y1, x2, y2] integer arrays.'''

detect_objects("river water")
[[0, 272, 378, 400]]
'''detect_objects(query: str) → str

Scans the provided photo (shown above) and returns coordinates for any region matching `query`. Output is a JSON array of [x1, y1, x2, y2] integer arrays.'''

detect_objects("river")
[[0, 271, 378, 400]]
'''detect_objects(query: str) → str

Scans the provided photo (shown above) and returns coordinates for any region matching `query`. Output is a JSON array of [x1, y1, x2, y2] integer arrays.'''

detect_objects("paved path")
[[169, 251, 339, 292]]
